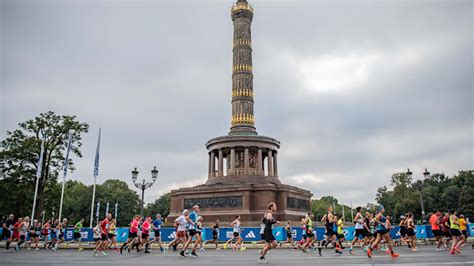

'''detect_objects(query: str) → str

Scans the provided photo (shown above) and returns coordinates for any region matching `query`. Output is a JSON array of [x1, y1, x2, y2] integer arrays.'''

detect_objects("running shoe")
[[223, 243, 228, 250], [102, 251, 108, 256], [454, 247, 462, 253], [92, 251, 97, 256], [318, 247, 322, 256], [144, 250, 150, 254], [14, 245, 19, 252], [450, 250, 456, 255], [240, 247, 246, 251], [35, 248, 40, 251], [216, 248, 221, 251], [27, 247, 31, 251], [391, 253, 400, 258], [160, 247, 164, 252], [179, 251, 187, 258], [199, 248, 206, 251], [367, 248, 372, 258], [258, 257, 268, 264], [190, 251, 198, 258]]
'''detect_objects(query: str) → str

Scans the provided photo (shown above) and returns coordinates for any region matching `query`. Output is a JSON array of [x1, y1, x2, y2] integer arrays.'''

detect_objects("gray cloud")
[[1, 0, 472, 207]]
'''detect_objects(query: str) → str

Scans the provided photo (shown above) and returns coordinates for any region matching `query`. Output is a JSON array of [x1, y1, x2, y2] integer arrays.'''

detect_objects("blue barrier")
[[415, 225, 428, 239], [469, 224, 474, 236], [390, 226, 400, 239]]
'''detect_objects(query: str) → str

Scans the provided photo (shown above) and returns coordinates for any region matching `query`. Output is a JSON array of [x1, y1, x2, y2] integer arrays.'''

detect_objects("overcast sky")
[[1, 0, 472, 207]]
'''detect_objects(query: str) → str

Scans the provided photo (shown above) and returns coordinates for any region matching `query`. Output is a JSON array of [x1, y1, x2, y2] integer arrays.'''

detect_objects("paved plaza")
[[1, 246, 473, 266]]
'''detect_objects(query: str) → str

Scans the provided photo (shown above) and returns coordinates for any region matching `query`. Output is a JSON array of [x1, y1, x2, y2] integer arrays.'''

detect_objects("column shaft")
[[230, 148, 236, 175], [218, 149, 224, 176], [267, 150, 274, 177], [257, 149, 263, 175], [244, 148, 249, 175], [210, 151, 216, 177], [273, 152, 278, 177]]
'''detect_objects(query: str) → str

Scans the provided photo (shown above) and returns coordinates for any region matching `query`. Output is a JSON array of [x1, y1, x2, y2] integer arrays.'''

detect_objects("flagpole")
[[350, 201, 354, 221], [59, 131, 72, 222], [89, 128, 101, 227], [115, 202, 118, 221], [31, 135, 45, 222]]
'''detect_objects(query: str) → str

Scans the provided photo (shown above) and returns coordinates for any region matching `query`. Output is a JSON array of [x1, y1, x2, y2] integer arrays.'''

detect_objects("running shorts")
[[108, 233, 115, 239], [260, 234, 265, 240], [442, 230, 451, 237], [407, 228, 415, 237], [264, 230, 275, 243], [450, 229, 462, 236], [73, 232, 81, 240], [376, 229, 388, 235], [399, 226, 406, 237], [189, 229, 197, 236], [29, 233, 37, 238], [286, 232, 292, 239], [213, 233, 218, 240], [233, 232, 239, 237], [197, 231, 202, 235], [432, 230, 442, 237], [93, 237, 100, 242], [2, 229, 11, 239], [100, 233, 107, 241], [50, 232, 57, 239], [306, 231, 315, 238], [462, 230, 468, 238], [154, 230, 160, 238], [142, 233, 149, 239], [176, 231, 186, 238], [20, 235, 26, 241], [325, 226, 336, 236], [59, 233, 64, 239], [337, 234, 345, 239], [129, 232, 138, 238], [355, 229, 366, 238]]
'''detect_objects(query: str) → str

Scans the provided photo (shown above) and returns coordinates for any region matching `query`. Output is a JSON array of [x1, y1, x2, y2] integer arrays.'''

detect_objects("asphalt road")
[[1, 246, 473, 266]]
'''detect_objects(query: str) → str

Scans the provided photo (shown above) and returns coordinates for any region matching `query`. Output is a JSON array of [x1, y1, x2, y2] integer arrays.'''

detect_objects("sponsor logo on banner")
[[275, 231, 280, 237], [168, 232, 176, 239], [80, 232, 88, 238], [291, 229, 297, 238], [226, 231, 233, 238], [245, 231, 256, 238], [343, 230, 349, 237], [67, 231, 73, 238], [121, 232, 127, 238]]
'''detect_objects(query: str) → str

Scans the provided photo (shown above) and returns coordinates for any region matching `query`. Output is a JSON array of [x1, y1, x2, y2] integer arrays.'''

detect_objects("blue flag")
[[93, 128, 101, 177], [63, 131, 72, 178], [36, 135, 46, 179]]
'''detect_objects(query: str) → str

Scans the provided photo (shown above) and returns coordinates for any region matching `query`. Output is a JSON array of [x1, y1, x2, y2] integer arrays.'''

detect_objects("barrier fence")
[[1, 224, 472, 242]]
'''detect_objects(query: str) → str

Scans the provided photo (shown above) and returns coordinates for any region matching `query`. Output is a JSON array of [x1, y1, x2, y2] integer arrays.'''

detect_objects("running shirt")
[[142, 220, 150, 234], [175, 215, 187, 232], [3, 218, 14, 231], [233, 220, 241, 233], [188, 211, 198, 230], [337, 218, 344, 235], [355, 213, 364, 230], [19, 222, 28, 236], [440, 216, 450, 232], [260, 220, 265, 235], [130, 220, 139, 233], [376, 215, 387, 231], [93, 226, 100, 239], [196, 220, 202, 233], [152, 218, 162, 230], [74, 222, 82, 233], [459, 218, 467, 231], [100, 219, 109, 235], [325, 212, 334, 228], [449, 215, 459, 230], [109, 223, 116, 235], [429, 214, 440, 230], [306, 218, 313, 232]]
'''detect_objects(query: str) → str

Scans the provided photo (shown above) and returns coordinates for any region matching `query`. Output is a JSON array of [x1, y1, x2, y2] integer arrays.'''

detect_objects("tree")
[[0, 111, 89, 219], [145, 193, 170, 220]]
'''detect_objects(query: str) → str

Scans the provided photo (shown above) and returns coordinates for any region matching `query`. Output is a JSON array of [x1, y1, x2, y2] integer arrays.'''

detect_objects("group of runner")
[[1, 204, 470, 263]]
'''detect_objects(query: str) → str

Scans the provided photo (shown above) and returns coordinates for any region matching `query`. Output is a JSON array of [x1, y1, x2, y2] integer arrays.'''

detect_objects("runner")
[[398, 215, 408, 246], [141, 216, 152, 253], [175, 210, 190, 258], [3, 214, 15, 252], [151, 214, 164, 252], [351, 207, 367, 252], [182, 205, 201, 257], [258, 202, 279, 264], [335, 214, 348, 254], [48, 219, 59, 251], [120, 215, 141, 254], [440, 212, 451, 249], [73, 218, 84, 251], [196, 216, 205, 251], [429, 210, 443, 251], [224, 215, 243, 251], [41, 220, 51, 250], [301, 213, 316, 253], [448, 210, 462, 255], [56, 218, 68, 250], [366, 205, 399, 259], [297, 218, 307, 250], [94, 213, 111, 256], [92, 223, 101, 255], [28, 219, 41, 250], [204, 219, 220, 250], [363, 211, 373, 251], [458, 214, 467, 247], [11, 217, 21, 250], [406, 212, 417, 252], [284, 221, 295, 248], [15, 216, 29, 251], [107, 218, 118, 252], [320, 206, 337, 250]]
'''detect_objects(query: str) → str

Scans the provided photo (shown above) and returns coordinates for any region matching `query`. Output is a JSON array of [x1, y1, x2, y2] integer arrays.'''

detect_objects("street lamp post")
[[131, 166, 159, 217], [406, 168, 430, 218]]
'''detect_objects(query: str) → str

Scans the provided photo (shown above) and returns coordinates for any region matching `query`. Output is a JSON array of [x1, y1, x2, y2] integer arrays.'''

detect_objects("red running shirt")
[[130, 220, 139, 233], [142, 221, 150, 234], [429, 214, 440, 230]]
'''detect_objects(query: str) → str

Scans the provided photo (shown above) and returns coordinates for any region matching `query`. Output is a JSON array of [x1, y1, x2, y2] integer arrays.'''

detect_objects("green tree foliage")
[[311, 196, 353, 222], [375, 170, 474, 222], [144, 193, 170, 220], [0, 111, 89, 219]]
